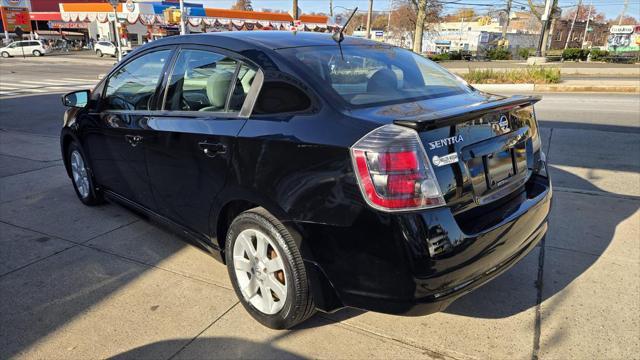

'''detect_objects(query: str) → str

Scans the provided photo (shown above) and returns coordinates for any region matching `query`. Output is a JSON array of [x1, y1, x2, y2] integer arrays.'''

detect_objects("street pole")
[[113, 6, 121, 61], [293, 0, 299, 20], [365, 0, 373, 39], [564, 0, 581, 49], [179, 0, 186, 35], [581, 1, 592, 49], [535, 0, 553, 57], [108, 0, 122, 61], [618, 0, 629, 25], [387, 0, 392, 32], [329, 0, 333, 17], [501, 0, 512, 41]]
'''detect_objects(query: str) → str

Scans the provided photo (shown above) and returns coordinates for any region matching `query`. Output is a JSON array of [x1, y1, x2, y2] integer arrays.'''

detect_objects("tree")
[[444, 8, 476, 22], [231, 0, 253, 11], [609, 15, 638, 25], [563, 5, 606, 23], [371, 14, 389, 30]]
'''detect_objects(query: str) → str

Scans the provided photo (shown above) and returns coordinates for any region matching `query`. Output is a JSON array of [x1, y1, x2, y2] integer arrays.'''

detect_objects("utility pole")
[[581, 1, 592, 49], [108, 0, 122, 61], [535, 0, 554, 57], [618, 0, 629, 25], [501, 0, 512, 41], [329, 0, 333, 17], [293, 0, 299, 20], [387, 0, 392, 32], [564, 0, 582, 49], [365, 0, 373, 39], [179, 0, 186, 35]]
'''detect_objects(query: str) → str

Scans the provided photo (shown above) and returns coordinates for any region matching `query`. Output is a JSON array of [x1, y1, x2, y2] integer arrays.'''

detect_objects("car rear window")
[[279, 45, 471, 107]]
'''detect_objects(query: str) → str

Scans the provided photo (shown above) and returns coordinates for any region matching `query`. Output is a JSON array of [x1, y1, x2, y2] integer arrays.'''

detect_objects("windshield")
[[279, 45, 471, 107]]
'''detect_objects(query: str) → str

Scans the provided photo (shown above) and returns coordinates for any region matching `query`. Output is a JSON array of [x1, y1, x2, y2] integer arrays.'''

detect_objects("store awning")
[[30, 12, 62, 21]]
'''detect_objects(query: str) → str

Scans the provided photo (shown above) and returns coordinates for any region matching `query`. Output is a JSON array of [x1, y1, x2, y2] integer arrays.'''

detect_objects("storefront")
[[53, 1, 331, 48]]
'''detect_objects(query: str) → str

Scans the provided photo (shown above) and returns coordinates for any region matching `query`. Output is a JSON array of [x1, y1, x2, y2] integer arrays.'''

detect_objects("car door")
[[25, 41, 37, 54], [8, 42, 21, 56], [144, 46, 260, 236], [82, 47, 174, 210]]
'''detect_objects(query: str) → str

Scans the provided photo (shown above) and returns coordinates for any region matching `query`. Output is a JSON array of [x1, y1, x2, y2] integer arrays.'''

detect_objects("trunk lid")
[[349, 92, 542, 216]]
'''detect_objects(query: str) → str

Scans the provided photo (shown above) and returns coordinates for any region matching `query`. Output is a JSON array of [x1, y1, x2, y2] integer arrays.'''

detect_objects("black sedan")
[[60, 31, 551, 329]]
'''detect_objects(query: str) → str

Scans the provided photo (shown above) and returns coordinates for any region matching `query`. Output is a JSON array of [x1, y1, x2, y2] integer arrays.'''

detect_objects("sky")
[[199, 0, 640, 20]]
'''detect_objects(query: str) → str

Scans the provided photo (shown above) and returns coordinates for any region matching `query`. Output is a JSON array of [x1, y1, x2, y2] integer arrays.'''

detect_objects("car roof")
[[150, 31, 384, 51]]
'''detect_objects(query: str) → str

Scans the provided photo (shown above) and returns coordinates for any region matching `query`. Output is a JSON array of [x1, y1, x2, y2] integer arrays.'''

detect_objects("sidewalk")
[[473, 79, 640, 93]]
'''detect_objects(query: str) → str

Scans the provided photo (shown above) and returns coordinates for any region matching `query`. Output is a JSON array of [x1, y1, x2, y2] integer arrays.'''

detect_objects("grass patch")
[[462, 67, 561, 84]]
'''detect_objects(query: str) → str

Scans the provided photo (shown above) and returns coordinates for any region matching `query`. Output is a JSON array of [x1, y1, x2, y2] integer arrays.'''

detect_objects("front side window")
[[163, 49, 255, 112], [280, 46, 471, 107], [103, 50, 170, 111]]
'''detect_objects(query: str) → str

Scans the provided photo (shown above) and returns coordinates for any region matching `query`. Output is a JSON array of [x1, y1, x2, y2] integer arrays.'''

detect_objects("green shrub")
[[487, 47, 512, 60], [517, 48, 535, 60], [590, 49, 609, 61], [462, 67, 561, 84], [562, 48, 590, 61], [449, 51, 463, 60], [428, 53, 450, 62]]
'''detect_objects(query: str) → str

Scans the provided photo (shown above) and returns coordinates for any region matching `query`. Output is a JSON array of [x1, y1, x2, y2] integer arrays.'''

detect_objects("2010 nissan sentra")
[[60, 31, 552, 329]]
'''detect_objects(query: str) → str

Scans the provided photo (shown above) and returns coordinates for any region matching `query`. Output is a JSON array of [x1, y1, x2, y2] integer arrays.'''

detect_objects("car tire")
[[32, 50, 42, 56], [66, 142, 103, 206], [1, 51, 10, 58], [225, 207, 316, 329], [96, 49, 103, 57]]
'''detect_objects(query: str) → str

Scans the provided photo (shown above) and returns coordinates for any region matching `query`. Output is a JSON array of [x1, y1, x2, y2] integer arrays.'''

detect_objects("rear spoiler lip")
[[393, 95, 542, 131]]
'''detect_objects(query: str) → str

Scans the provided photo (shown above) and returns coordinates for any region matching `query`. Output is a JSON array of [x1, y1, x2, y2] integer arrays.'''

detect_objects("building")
[[26, 1, 329, 45], [421, 17, 538, 55], [549, 18, 609, 49], [507, 11, 542, 34]]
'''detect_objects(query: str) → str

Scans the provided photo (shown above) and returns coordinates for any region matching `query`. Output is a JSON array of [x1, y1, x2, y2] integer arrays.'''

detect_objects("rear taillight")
[[351, 124, 445, 212]]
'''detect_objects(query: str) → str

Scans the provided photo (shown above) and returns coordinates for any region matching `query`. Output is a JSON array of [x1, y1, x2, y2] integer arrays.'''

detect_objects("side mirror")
[[62, 90, 90, 108]]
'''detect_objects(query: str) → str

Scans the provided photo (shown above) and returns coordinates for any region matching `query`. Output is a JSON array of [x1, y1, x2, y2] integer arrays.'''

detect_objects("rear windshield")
[[279, 45, 471, 107]]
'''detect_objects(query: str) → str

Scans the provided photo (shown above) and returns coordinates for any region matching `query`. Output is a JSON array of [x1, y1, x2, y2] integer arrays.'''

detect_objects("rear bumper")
[[296, 173, 552, 315]]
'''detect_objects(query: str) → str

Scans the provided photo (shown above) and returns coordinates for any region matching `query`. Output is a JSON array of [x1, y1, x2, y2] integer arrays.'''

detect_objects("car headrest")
[[206, 71, 233, 109], [367, 68, 398, 93]]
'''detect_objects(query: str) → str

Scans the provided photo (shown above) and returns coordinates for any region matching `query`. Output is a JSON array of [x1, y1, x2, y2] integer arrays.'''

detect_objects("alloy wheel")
[[70, 149, 90, 199], [233, 228, 287, 315]]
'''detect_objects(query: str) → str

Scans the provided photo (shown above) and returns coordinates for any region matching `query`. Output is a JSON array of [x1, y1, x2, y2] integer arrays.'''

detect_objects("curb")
[[472, 83, 640, 93]]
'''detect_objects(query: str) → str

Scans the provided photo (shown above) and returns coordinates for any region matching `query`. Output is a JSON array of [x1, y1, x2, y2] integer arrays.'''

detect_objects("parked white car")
[[95, 41, 129, 57], [0, 40, 52, 58]]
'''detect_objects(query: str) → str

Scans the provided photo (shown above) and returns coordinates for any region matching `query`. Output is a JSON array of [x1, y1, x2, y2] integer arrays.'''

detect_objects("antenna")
[[332, 7, 358, 60]]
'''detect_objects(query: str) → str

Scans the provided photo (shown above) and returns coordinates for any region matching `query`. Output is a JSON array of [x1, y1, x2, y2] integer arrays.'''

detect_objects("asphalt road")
[[1, 56, 639, 360]]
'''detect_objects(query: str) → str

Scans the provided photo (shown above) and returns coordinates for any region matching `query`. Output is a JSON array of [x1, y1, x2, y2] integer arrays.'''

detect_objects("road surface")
[[1, 56, 638, 360]]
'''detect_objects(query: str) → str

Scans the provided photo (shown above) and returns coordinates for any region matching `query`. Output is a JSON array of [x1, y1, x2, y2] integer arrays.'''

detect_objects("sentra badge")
[[428, 135, 464, 150]]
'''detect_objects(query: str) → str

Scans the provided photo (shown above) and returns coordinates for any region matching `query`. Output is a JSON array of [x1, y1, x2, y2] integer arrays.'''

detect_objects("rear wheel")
[[226, 207, 315, 329], [67, 142, 103, 206], [1, 51, 9, 58], [96, 49, 103, 57], [32, 50, 42, 56]]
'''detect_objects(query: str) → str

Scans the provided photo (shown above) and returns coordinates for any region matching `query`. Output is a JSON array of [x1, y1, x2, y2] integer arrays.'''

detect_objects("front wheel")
[[1, 51, 10, 58], [96, 49, 103, 57], [67, 142, 103, 206], [225, 207, 315, 329], [32, 50, 42, 56]]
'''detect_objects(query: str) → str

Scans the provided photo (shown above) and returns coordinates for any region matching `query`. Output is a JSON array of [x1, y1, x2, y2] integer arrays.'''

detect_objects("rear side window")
[[103, 50, 170, 111], [253, 81, 311, 114], [163, 49, 255, 112]]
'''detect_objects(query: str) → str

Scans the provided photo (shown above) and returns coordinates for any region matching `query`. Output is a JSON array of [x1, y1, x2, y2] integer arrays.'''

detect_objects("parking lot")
[[1, 56, 639, 359]]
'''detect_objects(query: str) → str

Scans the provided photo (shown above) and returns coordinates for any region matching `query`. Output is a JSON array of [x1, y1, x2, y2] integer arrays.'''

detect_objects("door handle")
[[198, 141, 226, 157], [125, 134, 143, 147]]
